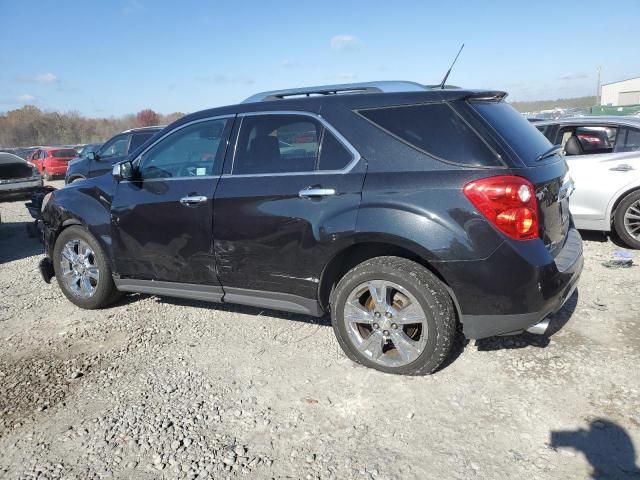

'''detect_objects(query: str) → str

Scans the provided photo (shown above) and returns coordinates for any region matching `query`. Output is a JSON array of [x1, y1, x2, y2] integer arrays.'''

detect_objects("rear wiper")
[[536, 144, 562, 162]]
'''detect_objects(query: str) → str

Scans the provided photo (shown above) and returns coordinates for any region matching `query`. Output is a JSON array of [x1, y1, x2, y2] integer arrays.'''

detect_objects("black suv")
[[65, 126, 163, 184], [39, 81, 582, 375]]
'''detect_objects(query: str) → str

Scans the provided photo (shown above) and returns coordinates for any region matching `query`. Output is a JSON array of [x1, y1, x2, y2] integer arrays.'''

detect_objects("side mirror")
[[112, 161, 133, 181], [86, 151, 97, 161]]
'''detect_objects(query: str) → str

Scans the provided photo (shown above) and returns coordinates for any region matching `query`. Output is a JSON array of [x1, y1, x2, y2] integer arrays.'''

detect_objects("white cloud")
[[195, 74, 254, 85], [281, 59, 301, 68], [123, 0, 143, 15], [337, 73, 357, 81], [16, 72, 58, 84], [558, 73, 588, 81], [16, 94, 37, 104], [330, 34, 363, 51], [36, 73, 57, 84]]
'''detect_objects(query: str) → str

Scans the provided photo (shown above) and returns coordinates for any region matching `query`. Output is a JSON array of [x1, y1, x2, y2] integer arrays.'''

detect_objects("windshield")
[[471, 101, 555, 166], [52, 149, 78, 158]]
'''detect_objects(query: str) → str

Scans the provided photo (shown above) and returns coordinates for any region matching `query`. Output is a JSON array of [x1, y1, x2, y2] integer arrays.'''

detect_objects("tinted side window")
[[319, 129, 353, 170], [359, 103, 500, 166], [139, 119, 229, 180], [470, 101, 552, 165], [129, 132, 155, 153], [234, 114, 321, 174], [614, 127, 640, 153], [100, 135, 129, 159]]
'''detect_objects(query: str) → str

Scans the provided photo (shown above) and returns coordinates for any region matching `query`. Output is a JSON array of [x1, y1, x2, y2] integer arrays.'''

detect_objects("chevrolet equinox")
[[38, 81, 583, 375]]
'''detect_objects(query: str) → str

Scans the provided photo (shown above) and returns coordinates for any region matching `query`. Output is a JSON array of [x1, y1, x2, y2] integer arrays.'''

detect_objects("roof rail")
[[242, 81, 430, 103]]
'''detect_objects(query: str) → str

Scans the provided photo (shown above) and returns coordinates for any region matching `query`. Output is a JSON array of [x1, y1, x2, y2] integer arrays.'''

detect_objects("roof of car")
[[535, 116, 640, 127], [122, 125, 166, 133], [41, 146, 79, 151], [173, 81, 506, 129], [242, 81, 434, 103]]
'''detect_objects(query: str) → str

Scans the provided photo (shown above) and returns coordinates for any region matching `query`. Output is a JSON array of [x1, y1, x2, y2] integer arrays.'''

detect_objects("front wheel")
[[330, 256, 456, 375], [52, 226, 122, 309], [614, 190, 640, 249]]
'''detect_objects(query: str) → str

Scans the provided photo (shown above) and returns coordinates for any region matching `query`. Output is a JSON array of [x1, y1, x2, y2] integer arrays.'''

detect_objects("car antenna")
[[438, 43, 465, 89]]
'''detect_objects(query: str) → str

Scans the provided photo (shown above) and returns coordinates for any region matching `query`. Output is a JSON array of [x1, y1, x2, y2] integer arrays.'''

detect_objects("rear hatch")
[[51, 148, 79, 163], [467, 99, 572, 256], [0, 153, 35, 180]]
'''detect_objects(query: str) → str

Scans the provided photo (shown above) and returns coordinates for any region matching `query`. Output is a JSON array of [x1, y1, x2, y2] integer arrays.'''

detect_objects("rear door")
[[111, 116, 233, 284], [213, 112, 365, 301]]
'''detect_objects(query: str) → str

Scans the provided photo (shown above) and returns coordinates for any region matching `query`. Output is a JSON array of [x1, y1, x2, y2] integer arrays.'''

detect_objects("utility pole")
[[596, 66, 601, 105]]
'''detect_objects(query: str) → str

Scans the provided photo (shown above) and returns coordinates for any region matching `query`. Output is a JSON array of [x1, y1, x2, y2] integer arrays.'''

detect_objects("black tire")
[[330, 256, 456, 375], [614, 190, 640, 249], [52, 226, 122, 309]]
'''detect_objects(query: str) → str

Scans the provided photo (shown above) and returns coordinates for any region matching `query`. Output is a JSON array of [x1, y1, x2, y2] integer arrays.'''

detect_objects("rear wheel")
[[614, 190, 640, 249], [53, 226, 121, 309], [330, 256, 456, 375]]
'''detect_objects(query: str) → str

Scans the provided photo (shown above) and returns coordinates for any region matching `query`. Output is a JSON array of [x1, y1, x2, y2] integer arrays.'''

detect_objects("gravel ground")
[[1, 181, 639, 479]]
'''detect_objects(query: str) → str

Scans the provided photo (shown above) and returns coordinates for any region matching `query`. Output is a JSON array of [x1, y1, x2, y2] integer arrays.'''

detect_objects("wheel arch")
[[317, 236, 460, 317], [609, 184, 640, 225]]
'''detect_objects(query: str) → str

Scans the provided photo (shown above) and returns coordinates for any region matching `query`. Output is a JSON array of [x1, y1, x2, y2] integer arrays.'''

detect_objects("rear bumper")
[[0, 177, 42, 194], [44, 164, 68, 175], [443, 228, 583, 339]]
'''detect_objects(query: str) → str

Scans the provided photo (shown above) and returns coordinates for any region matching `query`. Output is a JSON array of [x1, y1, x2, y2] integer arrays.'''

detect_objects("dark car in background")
[[65, 127, 163, 184], [40, 81, 582, 375], [0, 152, 42, 198], [77, 143, 102, 158]]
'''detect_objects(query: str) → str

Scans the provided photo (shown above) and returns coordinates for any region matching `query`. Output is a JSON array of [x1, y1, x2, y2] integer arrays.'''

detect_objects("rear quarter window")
[[357, 102, 502, 167], [471, 101, 554, 166], [129, 132, 156, 153]]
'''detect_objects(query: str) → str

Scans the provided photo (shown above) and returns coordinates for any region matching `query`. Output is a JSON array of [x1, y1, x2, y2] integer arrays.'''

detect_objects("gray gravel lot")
[[1, 181, 639, 479]]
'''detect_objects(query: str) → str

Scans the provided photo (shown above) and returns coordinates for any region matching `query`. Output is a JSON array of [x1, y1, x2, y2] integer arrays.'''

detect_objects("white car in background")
[[535, 117, 640, 249]]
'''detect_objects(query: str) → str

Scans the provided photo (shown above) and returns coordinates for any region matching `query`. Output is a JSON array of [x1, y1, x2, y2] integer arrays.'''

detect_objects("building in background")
[[601, 76, 640, 106]]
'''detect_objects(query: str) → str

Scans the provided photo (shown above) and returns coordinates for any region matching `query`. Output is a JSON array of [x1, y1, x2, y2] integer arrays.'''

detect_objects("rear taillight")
[[463, 175, 539, 240]]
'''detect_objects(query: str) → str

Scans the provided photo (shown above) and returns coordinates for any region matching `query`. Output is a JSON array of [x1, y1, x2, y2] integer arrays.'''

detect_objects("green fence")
[[591, 104, 640, 116]]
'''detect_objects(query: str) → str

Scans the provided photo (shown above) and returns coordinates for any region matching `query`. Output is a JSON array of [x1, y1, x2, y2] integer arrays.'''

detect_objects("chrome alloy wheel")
[[343, 280, 428, 367], [624, 200, 640, 240], [60, 239, 99, 298]]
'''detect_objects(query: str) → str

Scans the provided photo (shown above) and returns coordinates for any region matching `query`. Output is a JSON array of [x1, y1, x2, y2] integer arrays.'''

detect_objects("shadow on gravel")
[[551, 419, 640, 479], [474, 289, 579, 352], [149, 294, 331, 326], [0, 221, 43, 264], [579, 229, 631, 249]]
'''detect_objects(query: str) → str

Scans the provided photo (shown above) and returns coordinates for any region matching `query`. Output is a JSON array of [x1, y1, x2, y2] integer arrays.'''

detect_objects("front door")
[[111, 116, 234, 285], [559, 124, 640, 222], [90, 133, 130, 178], [213, 112, 365, 301]]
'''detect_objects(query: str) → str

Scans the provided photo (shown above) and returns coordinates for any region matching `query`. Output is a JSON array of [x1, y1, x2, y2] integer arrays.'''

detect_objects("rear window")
[[52, 149, 78, 158], [358, 103, 501, 166], [129, 132, 156, 153], [471, 101, 554, 165]]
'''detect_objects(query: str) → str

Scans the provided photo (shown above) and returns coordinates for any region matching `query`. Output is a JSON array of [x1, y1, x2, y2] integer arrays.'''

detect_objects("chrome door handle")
[[298, 188, 336, 198], [610, 164, 634, 172], [179, 195, 207, 206]]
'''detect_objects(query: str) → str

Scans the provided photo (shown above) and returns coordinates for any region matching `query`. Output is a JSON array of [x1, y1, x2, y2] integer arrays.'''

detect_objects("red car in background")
[[27, 147, 79, 180]]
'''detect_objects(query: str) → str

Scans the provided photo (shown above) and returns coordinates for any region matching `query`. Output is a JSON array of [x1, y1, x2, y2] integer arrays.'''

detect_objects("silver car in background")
[[535, 117, 640, 248]]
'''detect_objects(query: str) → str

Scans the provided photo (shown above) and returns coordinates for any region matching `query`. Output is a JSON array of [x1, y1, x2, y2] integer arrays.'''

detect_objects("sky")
[[1, 0, 638, 117]]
